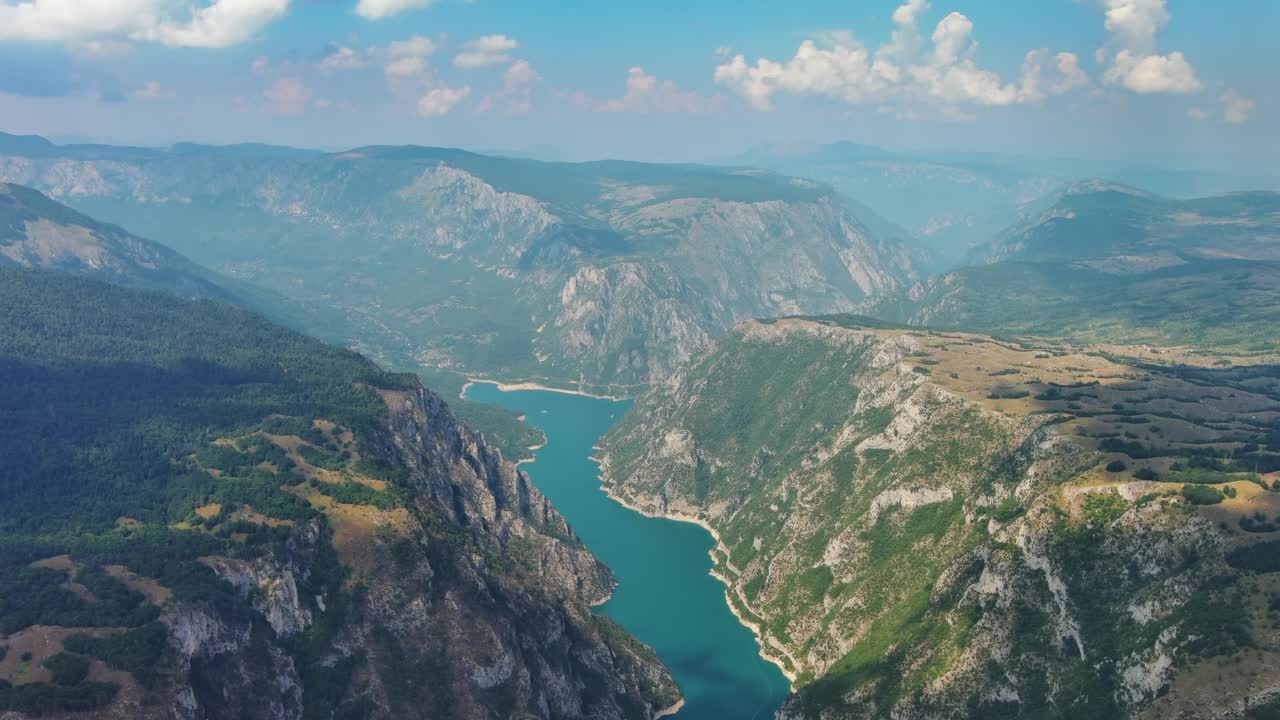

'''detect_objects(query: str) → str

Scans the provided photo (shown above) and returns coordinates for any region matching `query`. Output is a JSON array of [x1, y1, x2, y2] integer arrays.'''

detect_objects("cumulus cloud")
[[577, 67, 721, 114], [1103, 49, 1198, 93], [454, 34, 518, 69], [476, 59, 540, 114], [416, 85, 470, 116], [369, 34, 469, 117], [713, 1, 1085, 115], [0, 0, 291, 49], [131, 80, 173, 100], [319, 44, 364, 72], [1016, 50, 1090, 103], [262, 76, 308, 113], [1220, 90, 1255, 124], [354, 0, 432, 21], [1052, 52, 1089, 94], [1099, 0, 1200, 94], [376, 34, 436, 86]]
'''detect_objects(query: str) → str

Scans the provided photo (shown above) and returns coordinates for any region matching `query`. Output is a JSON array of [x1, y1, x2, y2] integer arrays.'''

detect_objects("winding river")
[[464, 384, 791, 720]]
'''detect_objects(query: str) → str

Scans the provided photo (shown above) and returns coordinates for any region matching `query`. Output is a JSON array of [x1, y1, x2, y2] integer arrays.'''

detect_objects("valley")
[[2, 1, 1277, 718], [464, 384, 792, 719]]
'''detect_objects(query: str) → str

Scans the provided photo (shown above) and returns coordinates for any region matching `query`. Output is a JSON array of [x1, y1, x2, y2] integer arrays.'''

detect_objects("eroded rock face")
[[41, 380, 676, 720], [601, 318, 1276, 720]]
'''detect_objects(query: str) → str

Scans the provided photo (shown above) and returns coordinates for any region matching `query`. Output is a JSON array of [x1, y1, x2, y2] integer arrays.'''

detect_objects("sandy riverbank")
[[655, 698, 686, 718], [462, 378, 629, 401], [591, 456, 800, 688], [514, 441, 546, 467]]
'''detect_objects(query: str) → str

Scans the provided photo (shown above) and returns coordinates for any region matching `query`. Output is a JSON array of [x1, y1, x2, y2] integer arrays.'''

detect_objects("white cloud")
[[1186, 106, 1208, 121], [1099, 0, 1200, 94], [477, 59, 540, 114], [1103, 0, 1167, 53], [1103, 49, 1199, 94], [0, 0, 292, 49], [1053, 52, 1089, 94], [262, 76, 308, 114], [367, 34, 469, 117], [1220, 90, 1255, 124], [319, 44, 364, 72], [354, 0, 431, 21], [579, 67, 720, 114], [251, 55, 270, 76], [376, 35, 437, 87], [386, 35, 436, 59], [131, 80, 172, 100], [713, 2, 1085, 116], [454, 34, 519, 69], [1016, 50, 1090, 104], [416, 85, 470, 116]]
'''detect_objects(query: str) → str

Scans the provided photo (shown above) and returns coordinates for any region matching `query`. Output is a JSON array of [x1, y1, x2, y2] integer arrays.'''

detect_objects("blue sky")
[[0, 0, 1274, 171]]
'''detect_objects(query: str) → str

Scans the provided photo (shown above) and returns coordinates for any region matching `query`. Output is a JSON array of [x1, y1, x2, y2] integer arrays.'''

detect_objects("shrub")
[[991, 496, 1025, 523], [1084, 492, 1129, 526], [1106, 460, 1127, 473], [1182, 485, 1225, 505], [1134, 467, 1160, 481], [1227, 541, 1280, 572], [43, 653, 90, 686], [1239, 515, 1279, 534]]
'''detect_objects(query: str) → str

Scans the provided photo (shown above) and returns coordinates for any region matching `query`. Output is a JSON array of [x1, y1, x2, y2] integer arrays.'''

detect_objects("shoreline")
[[654, 698, 685, 719], [484, 385, 797, 703], [463, 377, 630, 402], [592, 455, 800, 688], [514, 440, 546, 468]]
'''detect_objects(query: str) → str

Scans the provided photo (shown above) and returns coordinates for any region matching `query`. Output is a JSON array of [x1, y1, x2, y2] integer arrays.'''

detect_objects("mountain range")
[[0, 132, 914, 396], [738, 141, 1280, 272], [861, 182, 1280, 355], [5, 127, 1280, 720]]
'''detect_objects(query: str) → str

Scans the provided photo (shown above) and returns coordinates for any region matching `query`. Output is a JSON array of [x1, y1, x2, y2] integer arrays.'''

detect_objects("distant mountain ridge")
[[971, 181, 1280, 268], [860, 183, 1280, 354], [737, 141, 1280, 272], [0, 181, 238, 300], [0, 132, 914, 395]]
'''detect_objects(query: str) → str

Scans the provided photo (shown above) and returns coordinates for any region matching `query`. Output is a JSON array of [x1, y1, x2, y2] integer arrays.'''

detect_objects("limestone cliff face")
[[30, 380, 676, 720], [0, 141, 914, 393], [601, 318, 1280, 719]]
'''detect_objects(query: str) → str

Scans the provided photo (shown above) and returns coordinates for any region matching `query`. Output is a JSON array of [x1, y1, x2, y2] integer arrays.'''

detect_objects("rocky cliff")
[[600, 316, 1280, 719], [0, 269, 677, 720]]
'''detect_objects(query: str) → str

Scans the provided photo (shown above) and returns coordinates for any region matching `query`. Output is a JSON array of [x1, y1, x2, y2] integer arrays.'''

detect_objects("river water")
[[464, 384, 791, 720]]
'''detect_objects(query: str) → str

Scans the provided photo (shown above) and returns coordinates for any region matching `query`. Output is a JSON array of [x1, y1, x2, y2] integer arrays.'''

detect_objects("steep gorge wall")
[[601, 318, 1280, 719]]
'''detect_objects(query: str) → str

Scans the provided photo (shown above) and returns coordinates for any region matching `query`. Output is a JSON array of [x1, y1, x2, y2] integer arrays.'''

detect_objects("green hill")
[[0, 267, 675, 719]]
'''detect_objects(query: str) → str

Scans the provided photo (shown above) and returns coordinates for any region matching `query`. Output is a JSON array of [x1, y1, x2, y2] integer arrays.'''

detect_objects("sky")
[[0, 0, 1275, 172]]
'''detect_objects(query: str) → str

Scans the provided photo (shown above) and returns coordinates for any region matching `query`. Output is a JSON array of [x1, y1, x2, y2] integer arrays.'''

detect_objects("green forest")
[[0, 267, 418, 714]]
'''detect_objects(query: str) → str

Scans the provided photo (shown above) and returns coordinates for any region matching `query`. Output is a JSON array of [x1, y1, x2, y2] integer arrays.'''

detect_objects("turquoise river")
[[465, 383, 792, 719]]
